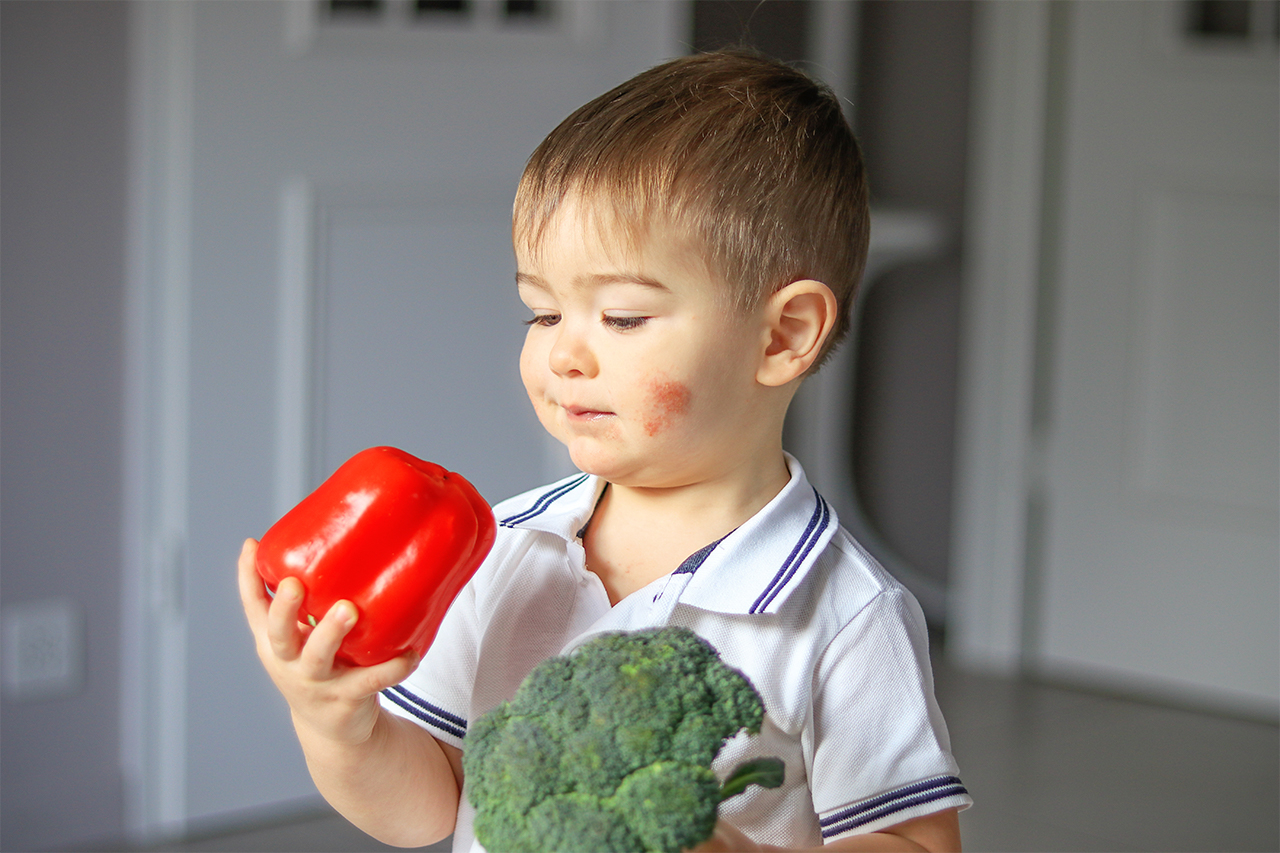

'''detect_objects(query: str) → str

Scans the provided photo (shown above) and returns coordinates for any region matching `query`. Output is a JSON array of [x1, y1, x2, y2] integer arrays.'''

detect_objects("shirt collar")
[[676, 454, 837, 615], [498, 454, 837, 616], [495, 471, 603, 540]]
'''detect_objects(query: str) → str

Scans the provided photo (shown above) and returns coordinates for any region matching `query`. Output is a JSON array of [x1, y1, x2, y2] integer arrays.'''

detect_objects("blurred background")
[[1, 1, 1276, 851]]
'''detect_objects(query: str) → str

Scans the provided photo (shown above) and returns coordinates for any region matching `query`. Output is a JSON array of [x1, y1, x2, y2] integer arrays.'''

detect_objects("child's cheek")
[[643, 377, 692, 437]]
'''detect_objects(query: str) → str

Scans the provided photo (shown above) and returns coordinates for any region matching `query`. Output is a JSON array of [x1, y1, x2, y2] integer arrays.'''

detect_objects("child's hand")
[[688, 821, 767, 852], [238, 538, 418, 747]]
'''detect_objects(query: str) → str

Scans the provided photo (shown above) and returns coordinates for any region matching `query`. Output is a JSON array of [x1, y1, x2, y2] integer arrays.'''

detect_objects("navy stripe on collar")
[[819, 776, 968, 838], [499, 473, 590, 528], [749, 489, 830, 614]]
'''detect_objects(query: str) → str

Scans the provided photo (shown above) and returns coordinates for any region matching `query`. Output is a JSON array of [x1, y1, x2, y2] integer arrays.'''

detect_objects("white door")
[[127, 0, 684, 836], [1035, 2, 1277, 714]]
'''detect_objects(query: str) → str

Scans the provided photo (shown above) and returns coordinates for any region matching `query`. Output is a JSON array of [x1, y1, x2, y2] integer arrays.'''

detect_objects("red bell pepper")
[[255, 446, 496, 667]]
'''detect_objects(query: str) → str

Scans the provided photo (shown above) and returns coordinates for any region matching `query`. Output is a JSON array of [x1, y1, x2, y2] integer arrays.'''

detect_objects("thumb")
[[348, 650, 421, 699]]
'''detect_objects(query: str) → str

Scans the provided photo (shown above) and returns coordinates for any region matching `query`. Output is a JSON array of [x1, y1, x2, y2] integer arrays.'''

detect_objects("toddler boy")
[[240, 49, 970, 852]]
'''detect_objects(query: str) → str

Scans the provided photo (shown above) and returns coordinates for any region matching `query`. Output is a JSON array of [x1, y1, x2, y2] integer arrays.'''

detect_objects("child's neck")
[[581, 450, 791, 606]]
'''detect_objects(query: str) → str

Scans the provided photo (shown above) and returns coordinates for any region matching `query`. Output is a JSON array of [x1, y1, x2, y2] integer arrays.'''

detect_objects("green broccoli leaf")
[[719, 757, 786, 802]]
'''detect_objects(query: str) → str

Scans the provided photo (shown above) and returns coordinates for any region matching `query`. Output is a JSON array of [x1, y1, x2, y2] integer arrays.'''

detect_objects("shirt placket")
[[562, 536, 613, 641]]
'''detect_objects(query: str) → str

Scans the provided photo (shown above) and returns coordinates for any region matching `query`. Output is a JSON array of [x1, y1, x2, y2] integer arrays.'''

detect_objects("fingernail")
[[338, 602, 357, 627]]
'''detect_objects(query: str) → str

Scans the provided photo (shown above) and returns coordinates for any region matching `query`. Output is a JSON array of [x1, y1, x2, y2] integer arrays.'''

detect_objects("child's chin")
[[565, 444, 627, 480], [566, 449, 610, 477]]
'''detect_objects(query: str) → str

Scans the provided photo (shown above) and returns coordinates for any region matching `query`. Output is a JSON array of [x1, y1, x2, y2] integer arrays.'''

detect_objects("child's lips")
[[564, 404, 614, 422]]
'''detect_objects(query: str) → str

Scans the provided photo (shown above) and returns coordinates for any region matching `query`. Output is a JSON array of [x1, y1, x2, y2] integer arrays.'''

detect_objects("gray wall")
[[1, 1, 130, 850]]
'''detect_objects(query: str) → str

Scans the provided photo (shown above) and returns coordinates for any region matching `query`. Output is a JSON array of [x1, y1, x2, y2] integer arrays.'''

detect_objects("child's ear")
[[757, 279, 838, 387]]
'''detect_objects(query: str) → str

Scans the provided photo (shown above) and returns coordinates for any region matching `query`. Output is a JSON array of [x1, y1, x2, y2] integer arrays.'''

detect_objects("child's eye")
[[603, 315, 649, 331], [523, 313, 561, 327]]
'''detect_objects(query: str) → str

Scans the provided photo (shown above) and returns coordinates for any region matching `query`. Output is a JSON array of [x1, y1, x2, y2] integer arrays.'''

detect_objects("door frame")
[[122, 0, 194, 841], [947, 0, 1055, 674]]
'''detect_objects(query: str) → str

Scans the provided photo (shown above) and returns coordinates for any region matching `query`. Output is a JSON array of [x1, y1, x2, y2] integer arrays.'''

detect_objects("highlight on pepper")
[[255, 446, 496, 667]]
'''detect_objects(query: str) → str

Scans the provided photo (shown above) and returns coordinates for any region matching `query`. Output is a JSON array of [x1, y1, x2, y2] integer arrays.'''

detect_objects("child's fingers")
[[297, 599, 358, 679], [348, 650, 420, 699], [237, 538, 268, 628], [266, 576, 308, 662]]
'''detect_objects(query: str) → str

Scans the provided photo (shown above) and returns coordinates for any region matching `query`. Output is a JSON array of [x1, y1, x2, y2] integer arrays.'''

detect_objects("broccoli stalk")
[[463, 627, 785, 853]]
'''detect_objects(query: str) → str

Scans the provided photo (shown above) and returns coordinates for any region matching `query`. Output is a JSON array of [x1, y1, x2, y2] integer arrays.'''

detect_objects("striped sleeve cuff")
[[819, 775, 972, 839], [380, 685, 467, 744]]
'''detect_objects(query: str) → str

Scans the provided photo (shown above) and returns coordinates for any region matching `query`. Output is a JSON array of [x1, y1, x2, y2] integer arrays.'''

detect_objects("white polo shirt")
[[383, 456, 971, 851]]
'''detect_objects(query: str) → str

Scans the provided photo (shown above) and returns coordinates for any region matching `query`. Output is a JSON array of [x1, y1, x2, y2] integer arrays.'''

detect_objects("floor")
[[129, 659, 1278, 853], [933, 663, 1278, 852]]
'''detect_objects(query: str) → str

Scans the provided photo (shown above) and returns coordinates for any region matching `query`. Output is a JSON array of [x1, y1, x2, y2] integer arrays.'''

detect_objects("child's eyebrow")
[[515, 271, 672, 294], [515, 272, 547, 291]]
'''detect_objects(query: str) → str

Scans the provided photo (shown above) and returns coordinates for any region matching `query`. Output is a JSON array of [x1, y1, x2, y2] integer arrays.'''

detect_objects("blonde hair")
[[513, 49, 869, 368]]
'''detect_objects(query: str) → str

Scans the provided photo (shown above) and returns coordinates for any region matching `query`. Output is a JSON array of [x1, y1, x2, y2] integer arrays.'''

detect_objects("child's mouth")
[[564, 405, 613, 423]]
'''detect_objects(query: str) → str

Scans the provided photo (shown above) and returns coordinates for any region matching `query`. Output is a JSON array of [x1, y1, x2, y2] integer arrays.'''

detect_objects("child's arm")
[[238, 539, 462, 848], [696, 808, 961, 852]]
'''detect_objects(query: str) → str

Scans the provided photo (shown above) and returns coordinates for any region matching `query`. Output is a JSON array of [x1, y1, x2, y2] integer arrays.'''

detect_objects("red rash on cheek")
[[643, 378, 692, 436]]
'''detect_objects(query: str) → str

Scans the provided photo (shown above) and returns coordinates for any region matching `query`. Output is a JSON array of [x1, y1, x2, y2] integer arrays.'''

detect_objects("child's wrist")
[[290, 696, 381, 753]]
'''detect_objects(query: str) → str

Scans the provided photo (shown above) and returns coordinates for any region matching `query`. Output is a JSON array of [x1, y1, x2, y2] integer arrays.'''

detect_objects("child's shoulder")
[[809, 524, 922, 625]]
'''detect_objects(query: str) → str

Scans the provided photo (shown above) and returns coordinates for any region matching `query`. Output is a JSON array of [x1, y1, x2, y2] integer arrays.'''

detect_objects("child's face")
[[516, 197, 770, 489]]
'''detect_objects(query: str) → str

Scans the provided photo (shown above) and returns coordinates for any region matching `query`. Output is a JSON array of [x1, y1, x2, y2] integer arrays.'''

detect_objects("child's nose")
[[548, 325, 597, 378]]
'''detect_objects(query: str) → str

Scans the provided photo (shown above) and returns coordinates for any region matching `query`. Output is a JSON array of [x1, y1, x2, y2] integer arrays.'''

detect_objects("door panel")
[[1128, 179, 1278, 520], [1035, 1, 1278, 715], [317, 195, 540, 502]]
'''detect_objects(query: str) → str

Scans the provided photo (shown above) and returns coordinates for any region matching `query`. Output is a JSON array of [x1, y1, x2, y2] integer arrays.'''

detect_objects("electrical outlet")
[[2, 598, 84, 701]]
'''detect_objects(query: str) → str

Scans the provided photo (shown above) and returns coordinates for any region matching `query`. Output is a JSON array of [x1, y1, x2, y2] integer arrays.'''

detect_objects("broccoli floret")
[[463, 626, 784, 853]]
